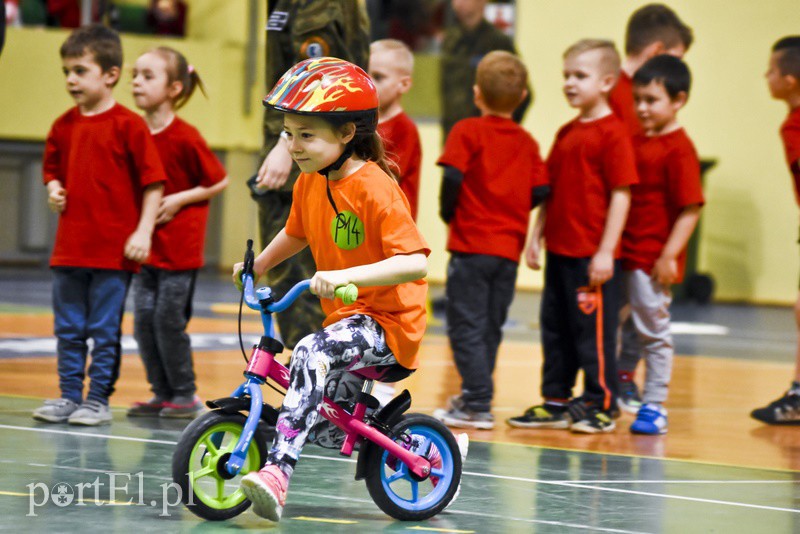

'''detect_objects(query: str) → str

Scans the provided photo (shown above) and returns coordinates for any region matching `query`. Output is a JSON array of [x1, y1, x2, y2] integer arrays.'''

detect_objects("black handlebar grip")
[[243, 239, 255, 276]]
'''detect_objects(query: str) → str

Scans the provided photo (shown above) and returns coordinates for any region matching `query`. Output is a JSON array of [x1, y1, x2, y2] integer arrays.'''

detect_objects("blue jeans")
[[52, 267, 131, 404]]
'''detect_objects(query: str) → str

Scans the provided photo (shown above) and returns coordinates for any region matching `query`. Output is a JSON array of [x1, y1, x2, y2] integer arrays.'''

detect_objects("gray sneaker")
[[32, 398, 79, 423], [433, 396, 494, 430], [68, 400, 112, 426]]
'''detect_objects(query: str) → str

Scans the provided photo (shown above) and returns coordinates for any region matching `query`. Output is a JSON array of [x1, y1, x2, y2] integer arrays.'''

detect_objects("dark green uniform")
[[258, 0, 370, 348], [440, 18, 529, 138]]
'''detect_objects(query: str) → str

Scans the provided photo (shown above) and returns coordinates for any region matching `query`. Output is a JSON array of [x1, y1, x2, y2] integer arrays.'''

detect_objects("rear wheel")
[[172, 411, 271, 520], [364, 413, 462, 520]]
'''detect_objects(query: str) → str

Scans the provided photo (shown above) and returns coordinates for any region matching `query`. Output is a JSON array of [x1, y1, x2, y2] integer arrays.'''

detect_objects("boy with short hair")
[[33, 24, 166, 426], [433, 50, 549, 429], [751, 36, 800, 425], [618, 55, 704, 435], [507, 39, 637, 434], [610, 3, 693, 137], [369, 39, 422, 220]]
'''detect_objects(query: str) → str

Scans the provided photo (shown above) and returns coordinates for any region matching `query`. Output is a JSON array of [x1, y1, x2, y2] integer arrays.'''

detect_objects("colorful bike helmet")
[[264, 57, 379, 133]]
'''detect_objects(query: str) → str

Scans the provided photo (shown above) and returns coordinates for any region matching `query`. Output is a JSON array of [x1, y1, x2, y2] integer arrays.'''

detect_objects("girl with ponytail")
[[128, 47, 229, 418]]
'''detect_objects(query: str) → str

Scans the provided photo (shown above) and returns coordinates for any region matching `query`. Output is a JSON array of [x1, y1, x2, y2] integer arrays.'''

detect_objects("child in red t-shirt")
[[609, 4, 693, 137], [508, 40, 637, 434], [433, 51, 548, 430], [230, 58, 431, 522], [752, 37, 800, 425], [126, 47, 229, 419], [369, 39, 422, 220], [33, 25, 166, 426], [617, 55, 704, 435]]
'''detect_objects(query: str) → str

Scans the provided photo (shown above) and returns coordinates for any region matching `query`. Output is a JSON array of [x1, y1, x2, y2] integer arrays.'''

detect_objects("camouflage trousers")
[[255, 190, 326, 350]]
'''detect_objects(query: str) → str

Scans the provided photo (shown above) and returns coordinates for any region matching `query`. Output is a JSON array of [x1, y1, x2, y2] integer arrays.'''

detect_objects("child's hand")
[[310, 270, 350, 300], [588, 250, 614, 287], [525, 237, 542, 270], [232, 262, 245, 291], [652, 255, 678, 286], [156, 195, 182, 224], [255, 142, 293, 190], [47, 182, 67, 213], [124, 229, 152, 264]]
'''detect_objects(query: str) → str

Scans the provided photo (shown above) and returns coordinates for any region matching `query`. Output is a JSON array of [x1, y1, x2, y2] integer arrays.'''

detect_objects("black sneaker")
[[751, 391, 800, 425], [507, 403, 569, 429], [571, 408, 616, 434]]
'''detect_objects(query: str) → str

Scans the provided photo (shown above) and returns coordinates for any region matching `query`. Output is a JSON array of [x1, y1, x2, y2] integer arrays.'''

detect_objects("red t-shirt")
[[781, 106, 800, 205], [609, 71, 642, 137], [285, 162, 430, 369], [378, 112, 422, 220], [148, 117, 227, 270], [437, 115, 547, 262], [544, 114, 638, 258], [621, 129, 705, 282], [43, 104, 167, 272]]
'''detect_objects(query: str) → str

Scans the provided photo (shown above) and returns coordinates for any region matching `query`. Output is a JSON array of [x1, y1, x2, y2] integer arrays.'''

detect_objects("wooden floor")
[[1, 311, 797, 473]]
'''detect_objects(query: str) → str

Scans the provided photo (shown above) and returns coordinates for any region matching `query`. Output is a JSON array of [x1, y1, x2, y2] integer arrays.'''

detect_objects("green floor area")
[[0, 396, 798, 533]]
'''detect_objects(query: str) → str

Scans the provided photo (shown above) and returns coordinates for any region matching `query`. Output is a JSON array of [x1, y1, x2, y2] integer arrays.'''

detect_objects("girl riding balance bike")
[[228, 57, 463, 522]]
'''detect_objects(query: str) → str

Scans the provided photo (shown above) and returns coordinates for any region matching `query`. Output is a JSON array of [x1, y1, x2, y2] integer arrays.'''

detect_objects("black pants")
[[446, 253, 518, 412], [540, 252, 621, 411]]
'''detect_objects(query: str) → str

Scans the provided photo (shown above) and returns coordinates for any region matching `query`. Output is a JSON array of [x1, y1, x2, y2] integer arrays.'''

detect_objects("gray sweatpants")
[[617, 269, 673, 405], [133, 266, 197, 400]]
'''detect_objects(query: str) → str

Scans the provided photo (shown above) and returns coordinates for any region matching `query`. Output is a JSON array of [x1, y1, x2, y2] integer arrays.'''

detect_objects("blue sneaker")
[[630, 404, 668, 435]]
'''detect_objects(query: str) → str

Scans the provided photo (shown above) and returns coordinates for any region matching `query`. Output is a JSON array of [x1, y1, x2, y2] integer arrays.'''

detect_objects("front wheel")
[[364, 413, 462, 521], [172, 411, 271, 521]]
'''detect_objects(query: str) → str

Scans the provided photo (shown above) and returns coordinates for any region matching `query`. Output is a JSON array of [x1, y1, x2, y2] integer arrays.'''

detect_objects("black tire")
[[364, 413, 462, 521], [172, 411, 271, 521]]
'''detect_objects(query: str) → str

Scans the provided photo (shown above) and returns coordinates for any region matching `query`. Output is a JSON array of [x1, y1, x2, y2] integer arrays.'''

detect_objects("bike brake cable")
[[237, 283, 249, 364]]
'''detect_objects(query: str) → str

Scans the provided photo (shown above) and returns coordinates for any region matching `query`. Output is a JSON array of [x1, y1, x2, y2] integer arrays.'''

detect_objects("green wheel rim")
[[187, 422, 262, 510]]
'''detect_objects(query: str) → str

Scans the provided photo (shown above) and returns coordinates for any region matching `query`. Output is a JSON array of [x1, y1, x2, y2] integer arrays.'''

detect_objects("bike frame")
[[223, 274, 432, 481]]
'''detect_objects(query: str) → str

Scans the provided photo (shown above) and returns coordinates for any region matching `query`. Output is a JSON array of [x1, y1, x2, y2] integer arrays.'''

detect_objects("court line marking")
[[292, 516, 358, 525], [1, 423, 798, 517], [465, 471, 800, 514]]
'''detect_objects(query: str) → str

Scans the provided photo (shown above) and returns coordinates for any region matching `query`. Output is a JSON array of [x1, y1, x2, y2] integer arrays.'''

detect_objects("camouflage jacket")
[[264, 0, 370, 191], [440, 18, 528, 138]]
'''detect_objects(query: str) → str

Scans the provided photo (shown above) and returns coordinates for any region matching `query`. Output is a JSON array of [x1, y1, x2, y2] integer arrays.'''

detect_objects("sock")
[[267, 454, 296, 480], [619, 371, 634, 382]]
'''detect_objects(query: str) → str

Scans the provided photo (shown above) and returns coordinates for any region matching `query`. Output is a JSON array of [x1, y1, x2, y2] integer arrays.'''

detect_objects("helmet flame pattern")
[[264, 57, 379, 115]]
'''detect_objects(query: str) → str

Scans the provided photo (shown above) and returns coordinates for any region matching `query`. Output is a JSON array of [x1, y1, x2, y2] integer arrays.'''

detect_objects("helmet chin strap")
[[320, 144, 354, 218]]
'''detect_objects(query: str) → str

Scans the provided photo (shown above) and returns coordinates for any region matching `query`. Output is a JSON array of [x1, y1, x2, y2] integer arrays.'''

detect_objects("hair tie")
[[187, 64, 195, 74]]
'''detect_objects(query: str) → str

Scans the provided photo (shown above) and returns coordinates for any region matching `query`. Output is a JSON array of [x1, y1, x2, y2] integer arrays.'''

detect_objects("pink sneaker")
[[240, 465, 288, 521]]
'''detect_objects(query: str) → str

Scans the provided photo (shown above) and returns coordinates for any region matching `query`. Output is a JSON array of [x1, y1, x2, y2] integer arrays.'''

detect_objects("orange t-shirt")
[[285, 161, 430, 369]]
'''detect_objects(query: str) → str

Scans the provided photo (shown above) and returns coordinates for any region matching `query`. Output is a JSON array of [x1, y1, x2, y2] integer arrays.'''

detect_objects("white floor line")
[[2, 423, 799, 516]]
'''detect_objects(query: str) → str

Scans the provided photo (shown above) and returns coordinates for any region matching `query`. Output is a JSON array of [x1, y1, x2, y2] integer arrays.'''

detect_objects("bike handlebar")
[[242, 274, 358, 312]]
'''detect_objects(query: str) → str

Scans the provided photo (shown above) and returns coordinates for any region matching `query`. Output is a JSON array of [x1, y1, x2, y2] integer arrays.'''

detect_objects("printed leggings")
[[267, 314, 397, 467]]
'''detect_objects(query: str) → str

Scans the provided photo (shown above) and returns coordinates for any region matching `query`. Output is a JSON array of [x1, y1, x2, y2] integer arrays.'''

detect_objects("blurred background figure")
[[146, 0, 186, 37]]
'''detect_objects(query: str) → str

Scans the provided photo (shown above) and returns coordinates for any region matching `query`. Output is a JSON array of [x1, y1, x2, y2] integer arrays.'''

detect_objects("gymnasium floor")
[[1, 268, 799, 533]]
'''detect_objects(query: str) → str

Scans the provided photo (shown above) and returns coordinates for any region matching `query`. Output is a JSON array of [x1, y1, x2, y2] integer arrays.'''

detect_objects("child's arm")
[[232, 229, 308, 283], [438, 165, 463, 223], [46, 180, 67, 213], [525, 205, 546, 270], [156, 176, 230, 224], [125, 183, 164, 264], [588, 187, 631, 287], [310, 252, 428, 300], [652, 204, 702, 286]]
